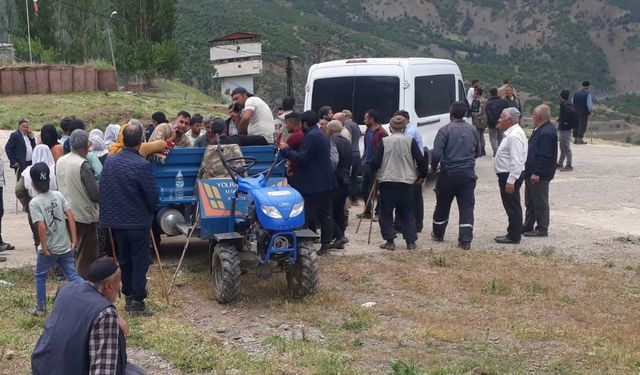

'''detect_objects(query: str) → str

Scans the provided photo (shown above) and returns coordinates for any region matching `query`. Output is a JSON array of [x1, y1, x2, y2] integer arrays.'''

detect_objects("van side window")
[[312, 76, 399, 124], [458, 80, 467, 104], [414, 75, 455, 118]]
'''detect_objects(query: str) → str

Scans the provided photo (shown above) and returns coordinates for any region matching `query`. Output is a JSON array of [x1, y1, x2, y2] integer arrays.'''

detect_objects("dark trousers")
[[497, 173, 524, 242], [304, 191, 334, 246], [379, 182, 417, 242], [332, 184, 349, 240], [349, 152, 361, 200], [76, 222, 99, 278], [574, 113, 589, 139], [432, 170, 476, 243], [476, 128, 486, 155], [0, 187, 4, 244], [113, 228, 151, 301], [524, 179, 550, 232], [394, 184, 424, 233]]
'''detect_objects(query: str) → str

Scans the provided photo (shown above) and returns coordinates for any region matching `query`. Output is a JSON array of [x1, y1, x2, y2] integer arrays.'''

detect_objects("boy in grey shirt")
[[29, 163, 82, 316]]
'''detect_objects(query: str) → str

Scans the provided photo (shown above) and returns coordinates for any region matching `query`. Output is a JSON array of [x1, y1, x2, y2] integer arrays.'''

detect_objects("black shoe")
[[523, 229, 548, 237], [556, 163, 563, 169], [560, 166, 573, 172], [406, 241, 416, 250], [431, 231, 443, 242], [458, 241, 471, 250], [494, 235, 520, 244], [128, 300, 153, 316], [0, 256, 6, 262], [124, 296, 133, 312], [357, 212, 373, 219], [0, 242, 15, 251], [317, 245, 331, 256], [379, 240, 395, 250], [330, 237, 348, 250], [522, 225, 533, 233]]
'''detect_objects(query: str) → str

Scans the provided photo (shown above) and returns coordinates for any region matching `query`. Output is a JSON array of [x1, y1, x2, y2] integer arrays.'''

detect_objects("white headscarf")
[[22, 144, 58, 198], [104, 124, 120, 147], [89, 129, 108, 157]]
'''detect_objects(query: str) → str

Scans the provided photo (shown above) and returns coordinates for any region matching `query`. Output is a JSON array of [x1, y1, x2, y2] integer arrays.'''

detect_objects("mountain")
[[176, 0, 640, 109]]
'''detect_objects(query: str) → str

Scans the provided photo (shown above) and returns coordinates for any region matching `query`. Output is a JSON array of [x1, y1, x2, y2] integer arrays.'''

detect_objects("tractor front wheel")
[[286, 241, 319, 298], [211, 242, 241, 303]]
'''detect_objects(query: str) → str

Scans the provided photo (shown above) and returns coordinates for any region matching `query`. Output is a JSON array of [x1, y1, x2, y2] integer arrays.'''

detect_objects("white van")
[[303, 57, 467, 156]]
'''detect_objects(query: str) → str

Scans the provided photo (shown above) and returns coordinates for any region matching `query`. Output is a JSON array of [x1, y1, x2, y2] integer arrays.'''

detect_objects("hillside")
[[0, 79, 224, 130], [176, 0, 640, 109]]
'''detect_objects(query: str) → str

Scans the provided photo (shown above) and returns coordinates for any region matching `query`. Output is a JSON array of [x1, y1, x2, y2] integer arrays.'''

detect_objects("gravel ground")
[[1, 130, 639, 269]]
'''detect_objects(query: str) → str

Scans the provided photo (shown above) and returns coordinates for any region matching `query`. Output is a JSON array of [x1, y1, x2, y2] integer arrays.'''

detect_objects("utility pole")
[[107, 11, 118, 70], [24, 0, 32, 63], [285, 56, 294, 99]]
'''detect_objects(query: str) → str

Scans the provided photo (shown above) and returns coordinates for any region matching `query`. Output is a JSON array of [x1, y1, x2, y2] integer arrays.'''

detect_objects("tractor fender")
[[294, 229, 319, 240]]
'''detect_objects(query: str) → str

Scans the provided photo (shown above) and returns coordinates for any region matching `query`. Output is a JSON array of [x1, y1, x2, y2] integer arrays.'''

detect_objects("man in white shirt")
[[231, 87, 275, 143], [466, 80, 479, 107], [493, 107, 528, 244]]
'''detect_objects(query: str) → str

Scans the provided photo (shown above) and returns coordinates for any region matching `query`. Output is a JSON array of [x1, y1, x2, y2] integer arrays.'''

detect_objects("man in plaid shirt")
[[32, 257, 146, 374]]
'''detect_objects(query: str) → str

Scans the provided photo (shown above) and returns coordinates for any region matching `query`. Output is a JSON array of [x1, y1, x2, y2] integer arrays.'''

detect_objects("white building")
[[209, 32, 262, 101]]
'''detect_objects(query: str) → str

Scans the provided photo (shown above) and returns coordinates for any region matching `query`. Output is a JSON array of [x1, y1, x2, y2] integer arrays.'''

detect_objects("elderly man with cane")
[[371, 115, 428, 250], [99, 123, 159, 316]]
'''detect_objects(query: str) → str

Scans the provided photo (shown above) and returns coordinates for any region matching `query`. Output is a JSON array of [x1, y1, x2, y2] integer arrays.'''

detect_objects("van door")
[[411, 73, 456, 150]]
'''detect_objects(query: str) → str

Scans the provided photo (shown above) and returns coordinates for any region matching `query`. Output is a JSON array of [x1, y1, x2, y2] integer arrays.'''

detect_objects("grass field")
[[1, 247, 639, 374], [0, 79, 226, 131]]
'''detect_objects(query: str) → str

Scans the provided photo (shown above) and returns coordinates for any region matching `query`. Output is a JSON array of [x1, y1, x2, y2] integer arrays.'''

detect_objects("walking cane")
[[150, 229, 170, 305], [168, 200, 200, 295], [107, 228, 118, 261], [366, 184, 377, 244], [355, 178, 378, 234]]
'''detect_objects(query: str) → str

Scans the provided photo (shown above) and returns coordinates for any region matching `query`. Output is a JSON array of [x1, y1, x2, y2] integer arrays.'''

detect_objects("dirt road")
[[1, 130, 638, 269]]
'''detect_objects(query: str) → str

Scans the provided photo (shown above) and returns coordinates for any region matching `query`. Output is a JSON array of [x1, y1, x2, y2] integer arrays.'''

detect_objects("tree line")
[[2, 0, 180, 80]]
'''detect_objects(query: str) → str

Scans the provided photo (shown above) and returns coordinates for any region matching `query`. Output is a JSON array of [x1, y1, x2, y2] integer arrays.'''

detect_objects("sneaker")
[[128, 300, 154, 316], [330, 237, 348, 250], [406, 241, 416, 250], [379, 240, 395, 251], [0, 242, 15, 251], [317, 245, 331, 256], [560, 166, 573, 172], [431, 231, 443, 242], [458, 241, 471, 250], [31, 307, 46, 317]]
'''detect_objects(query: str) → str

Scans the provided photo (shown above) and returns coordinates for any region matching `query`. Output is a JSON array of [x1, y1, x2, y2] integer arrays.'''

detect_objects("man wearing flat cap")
[[371, 115, 428, 251], [32, 257, 147, 375], [231, 87, 275, 144]]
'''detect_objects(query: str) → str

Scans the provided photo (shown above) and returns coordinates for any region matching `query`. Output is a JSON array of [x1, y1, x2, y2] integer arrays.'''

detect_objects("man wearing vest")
[[56, 128, 100, 278], [32, 257, 146, 375], [572, 81, 593, 145], [371, 115, 428, 251]]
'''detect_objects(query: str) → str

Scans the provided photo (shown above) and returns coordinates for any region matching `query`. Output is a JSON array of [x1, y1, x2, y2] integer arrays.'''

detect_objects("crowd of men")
[[0, 79, 593, 373]]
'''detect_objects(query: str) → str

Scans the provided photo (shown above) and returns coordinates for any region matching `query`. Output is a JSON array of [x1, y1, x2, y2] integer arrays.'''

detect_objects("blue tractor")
[[152, 145, 318, 303]]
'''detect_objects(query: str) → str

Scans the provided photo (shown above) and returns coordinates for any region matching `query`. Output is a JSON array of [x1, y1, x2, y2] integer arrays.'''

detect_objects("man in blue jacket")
[[279, 110, 338, 255], [99, 123, 158, 315], [523, 104, 558, 237]]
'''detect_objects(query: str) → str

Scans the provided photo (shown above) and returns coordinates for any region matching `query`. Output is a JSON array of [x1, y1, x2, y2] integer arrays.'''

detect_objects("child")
[[29, 162, 83, 316]]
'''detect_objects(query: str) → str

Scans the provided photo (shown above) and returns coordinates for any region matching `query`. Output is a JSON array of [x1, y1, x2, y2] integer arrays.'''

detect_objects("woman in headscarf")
[[87, 129, 108, 179], [39, 124, 64, 162], [104, 124, 120, 149], [109, 120, 171, 159], [16, 145, 58, 251]]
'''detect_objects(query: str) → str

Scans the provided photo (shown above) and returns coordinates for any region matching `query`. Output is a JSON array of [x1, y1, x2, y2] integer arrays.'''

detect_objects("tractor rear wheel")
[[286, 241, 319, 298], [211, 242, 241, 304]]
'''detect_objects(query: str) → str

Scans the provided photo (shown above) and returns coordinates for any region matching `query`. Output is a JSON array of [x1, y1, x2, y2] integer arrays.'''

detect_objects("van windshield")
[[311, 76, 400, 124]]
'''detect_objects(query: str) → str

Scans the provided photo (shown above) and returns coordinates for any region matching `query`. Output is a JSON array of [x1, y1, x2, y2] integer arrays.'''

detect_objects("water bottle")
[[175, 169, 184, 199]]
